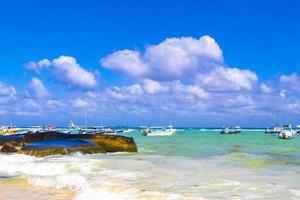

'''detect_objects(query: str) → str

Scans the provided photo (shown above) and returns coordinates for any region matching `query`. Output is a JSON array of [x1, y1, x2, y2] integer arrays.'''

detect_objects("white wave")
[[0, 154, 135, 200]]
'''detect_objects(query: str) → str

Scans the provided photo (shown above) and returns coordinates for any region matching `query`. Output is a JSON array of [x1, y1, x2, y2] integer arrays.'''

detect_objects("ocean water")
[[0, 129, 300, 200]]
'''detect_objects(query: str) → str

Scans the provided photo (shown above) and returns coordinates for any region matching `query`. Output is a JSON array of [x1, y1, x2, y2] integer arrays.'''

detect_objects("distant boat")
[[80, 126, 116, 135], [141, 125, 176, 136], [296, 125, 300, 134], [265, 124, 283, 134], [278, 124, 296, 139], [0, 126, 20, 135], [27, 126, 43, 133], [46, 124, 55, 130], [220, 126, 241, 134], [62, 121, 81, 134]]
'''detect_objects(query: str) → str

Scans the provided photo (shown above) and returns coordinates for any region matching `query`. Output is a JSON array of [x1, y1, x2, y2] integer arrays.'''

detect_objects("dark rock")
[[20, 139, 106, 157], [23, 131, 138, 153], [91, 134, 138, 153], [0, 134, 24, 146], [1, 143, 18, 153]]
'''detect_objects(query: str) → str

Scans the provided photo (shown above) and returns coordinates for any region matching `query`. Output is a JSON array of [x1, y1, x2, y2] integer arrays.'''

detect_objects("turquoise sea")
[[0, 129, 300, 199]]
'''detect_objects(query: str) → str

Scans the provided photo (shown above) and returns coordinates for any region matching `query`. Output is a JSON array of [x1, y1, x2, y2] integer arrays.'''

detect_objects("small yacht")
[[278, 124, 296, 139], [141, 125, 176, 136], [220, 126, 241, 134]]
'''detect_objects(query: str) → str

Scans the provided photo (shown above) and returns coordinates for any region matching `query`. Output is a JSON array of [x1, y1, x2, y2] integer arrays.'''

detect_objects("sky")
[[0, 0, 300, 127]]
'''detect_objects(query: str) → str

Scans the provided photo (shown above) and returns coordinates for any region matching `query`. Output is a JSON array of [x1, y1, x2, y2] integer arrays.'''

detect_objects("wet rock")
[[20, 139, 106, 157], [90, 134, 138, 153], [0, 134, 24, 146], [23, 131, 138, 153], [1, 143, 18, 153]]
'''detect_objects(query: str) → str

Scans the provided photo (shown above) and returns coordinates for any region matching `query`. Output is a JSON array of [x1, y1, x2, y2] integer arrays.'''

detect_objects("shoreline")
[[0, 177, 74, 200]]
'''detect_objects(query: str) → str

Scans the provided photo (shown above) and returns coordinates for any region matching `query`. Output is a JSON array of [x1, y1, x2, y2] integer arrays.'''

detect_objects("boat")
[[296, 125, 300, 134], [80, 126, 116, 135], [0, 126, 20, 135], [46, 124, 55, 131], [265, 124, 283, 134], [141, 125, 176, 136], [220, 126, 241, 134], [26, 126, 43, 134], [62, 121, 81, 134], [278, 124, 296, 139]]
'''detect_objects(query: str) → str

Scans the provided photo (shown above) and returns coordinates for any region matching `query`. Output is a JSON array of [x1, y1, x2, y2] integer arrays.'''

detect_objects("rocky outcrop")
[[20, 139, 106, 157], [0, 134, 24, 146], [0, 131, 138, 155], [91, 134, 137, 152], [1, 143, 18, 153], [23, 131, 138, 153]]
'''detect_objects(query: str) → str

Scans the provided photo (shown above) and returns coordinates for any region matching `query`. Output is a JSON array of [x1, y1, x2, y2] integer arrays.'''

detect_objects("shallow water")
[[0, 129, 300, 199]]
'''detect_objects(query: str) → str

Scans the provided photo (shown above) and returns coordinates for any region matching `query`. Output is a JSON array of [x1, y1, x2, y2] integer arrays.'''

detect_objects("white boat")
[[220, 126, 241, 134], [80, 126, 116, 135], [0, 126, 20, 135], [27, 126, 43, 133], [296, 125, 300, 134], [265, 124, 283, 134], [142, 126, 176, 136], [278, 124, 296, 139]]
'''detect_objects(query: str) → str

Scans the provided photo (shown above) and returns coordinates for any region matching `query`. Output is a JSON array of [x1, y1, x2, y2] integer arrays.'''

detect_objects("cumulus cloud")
[[101, 35, 258, 93], [71, 98, 91, 109], [29, 78, 50, 99], [25, 58, 51, 73], [0, 82, 17, 104], [52, 56, 97, 89], [101, 35, 223, 81], [25, 56, 97, 89], [280, 73, 300, 92], [142, 79, 169, 94], [260, 83, 273, 94], [196, 66, 258, 92]]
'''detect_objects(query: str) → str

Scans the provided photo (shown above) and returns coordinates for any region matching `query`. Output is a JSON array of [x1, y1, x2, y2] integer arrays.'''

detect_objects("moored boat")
[[141, 125, 176, 136], [80, 126, 116, 135], [0, 126, 20, 135], [220, 126, 241, 134], [278, 124, 296, 139], [265, 124, 283, 134]]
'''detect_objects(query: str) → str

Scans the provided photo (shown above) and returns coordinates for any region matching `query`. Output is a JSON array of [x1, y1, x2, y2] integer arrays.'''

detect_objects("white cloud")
[[25, 58, 51, 73], [0, 82, 17, 104], [101, 35, 223, 81], [142, 79, 169, 94], [280, 73, 300, 92], [196, 66, 257, 92], [72, 98, 91, 109], [29, 78, 50, 98], [25, 56, 97, 89], [101, 50, 148, 78], [52, 56, 97, 89], [260, 83, 273, 94], [101, 35, 258, 93]]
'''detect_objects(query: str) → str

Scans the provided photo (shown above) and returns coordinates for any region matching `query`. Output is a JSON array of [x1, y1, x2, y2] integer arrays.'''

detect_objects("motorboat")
[[265, 124, 283, 134], [220, 126, 241, 134], [141, 125, 176, 136], [0, 126, 20, 135], [80, 126, 116, 135], [278, 124, 296, 139]]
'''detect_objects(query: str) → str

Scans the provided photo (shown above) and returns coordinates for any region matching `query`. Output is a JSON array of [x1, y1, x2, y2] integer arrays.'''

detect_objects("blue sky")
[[0, 0, 300, 127]]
